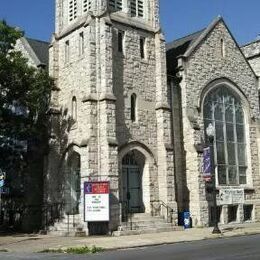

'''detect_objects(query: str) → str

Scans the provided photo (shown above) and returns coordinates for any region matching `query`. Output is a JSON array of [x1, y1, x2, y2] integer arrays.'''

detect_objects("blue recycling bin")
[[183, 211, 191, 229]]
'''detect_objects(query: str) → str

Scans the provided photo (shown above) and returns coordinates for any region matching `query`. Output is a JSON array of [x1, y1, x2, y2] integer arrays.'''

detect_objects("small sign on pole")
[[84, 181, 110, 222], [203, 147, 212, 182]]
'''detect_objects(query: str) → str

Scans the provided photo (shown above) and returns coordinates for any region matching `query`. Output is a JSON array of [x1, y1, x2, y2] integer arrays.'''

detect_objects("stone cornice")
[[155, 102, 171, 111], [99, 93, 117, 102], [82, 93, 98, 103]]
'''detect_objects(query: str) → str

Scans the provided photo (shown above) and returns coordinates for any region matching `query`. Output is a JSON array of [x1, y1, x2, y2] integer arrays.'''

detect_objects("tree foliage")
[[0, 20, 53, 173]]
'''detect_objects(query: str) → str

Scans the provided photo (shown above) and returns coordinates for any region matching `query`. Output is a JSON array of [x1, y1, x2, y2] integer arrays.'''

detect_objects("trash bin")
[[183, 211, 191, 229]]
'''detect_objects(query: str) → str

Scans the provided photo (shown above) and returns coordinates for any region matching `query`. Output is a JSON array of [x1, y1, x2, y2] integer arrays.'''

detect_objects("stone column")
[[97, 17, 120, 231], [155, 32, 177, 222], [178, 57, 209, 227]]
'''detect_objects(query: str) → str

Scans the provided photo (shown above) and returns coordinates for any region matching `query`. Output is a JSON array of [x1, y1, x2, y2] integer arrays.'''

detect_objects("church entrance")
[[122, 151, 144, 214], [65, 152, 81, 215]]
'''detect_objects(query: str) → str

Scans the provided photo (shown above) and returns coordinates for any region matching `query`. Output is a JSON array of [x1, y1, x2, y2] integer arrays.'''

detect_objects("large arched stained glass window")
[[203, 86, 247, 185]]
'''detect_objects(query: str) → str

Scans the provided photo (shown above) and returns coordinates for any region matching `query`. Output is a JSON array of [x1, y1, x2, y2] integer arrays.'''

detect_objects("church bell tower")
[[47, 0, 177, 235]]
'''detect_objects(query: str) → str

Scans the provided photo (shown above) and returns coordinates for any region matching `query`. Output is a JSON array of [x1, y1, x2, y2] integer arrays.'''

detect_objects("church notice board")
[[84, 181, 110, 222]]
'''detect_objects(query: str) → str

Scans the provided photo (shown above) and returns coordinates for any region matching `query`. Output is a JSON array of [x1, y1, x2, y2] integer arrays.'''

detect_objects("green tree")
[[0, 20, 53, 183]]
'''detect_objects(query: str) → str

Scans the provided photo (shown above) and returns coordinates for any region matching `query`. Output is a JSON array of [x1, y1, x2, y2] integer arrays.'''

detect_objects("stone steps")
[[114, 213, 182, 236], [47, 214, 82, 236], [113, 226, 183, 236]]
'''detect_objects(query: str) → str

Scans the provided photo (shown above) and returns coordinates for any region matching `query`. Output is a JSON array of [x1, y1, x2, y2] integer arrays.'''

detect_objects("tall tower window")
[[118, 30, 124, 53], [65, 40, 70, 63], [131, 93, 137, 122], [69, 0, 78, 22], [109, 0, 123, 11], [79, 32, 84, 55], [83, 0, 91, 13], [130, 0, 144, 17], [140, 37, 145, 59]]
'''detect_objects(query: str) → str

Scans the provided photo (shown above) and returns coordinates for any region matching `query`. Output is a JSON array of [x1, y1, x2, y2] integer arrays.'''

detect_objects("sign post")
[[84, 181, 110, 222]]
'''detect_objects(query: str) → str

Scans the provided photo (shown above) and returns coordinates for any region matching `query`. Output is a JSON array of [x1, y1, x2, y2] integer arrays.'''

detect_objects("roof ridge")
[[25, 37, 49, 44], [167, 28, 205, 45], [241, 38, 260, 48]]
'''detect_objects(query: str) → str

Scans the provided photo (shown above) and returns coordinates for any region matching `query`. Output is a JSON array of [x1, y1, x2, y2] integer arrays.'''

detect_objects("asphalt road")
[[0, 234, 260, 260]]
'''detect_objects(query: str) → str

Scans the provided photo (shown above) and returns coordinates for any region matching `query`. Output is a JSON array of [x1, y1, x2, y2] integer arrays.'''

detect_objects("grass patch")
[[0, 249, 8, 252], [40, 245, 103, 254]]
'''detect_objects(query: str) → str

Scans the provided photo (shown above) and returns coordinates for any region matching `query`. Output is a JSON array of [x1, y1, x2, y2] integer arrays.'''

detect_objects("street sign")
[[84, 181, 110, 222], [203, 147, 212, 182], [219, 188, 244, 205]]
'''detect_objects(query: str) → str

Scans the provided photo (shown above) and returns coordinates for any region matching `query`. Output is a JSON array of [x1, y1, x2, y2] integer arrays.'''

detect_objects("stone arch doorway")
[[65, 151, 81, 215], [122, 150, 145, 215]]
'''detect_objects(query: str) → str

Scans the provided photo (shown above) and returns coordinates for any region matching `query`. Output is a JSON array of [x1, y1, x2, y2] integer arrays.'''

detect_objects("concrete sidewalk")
[[0, 222, 260, 253]]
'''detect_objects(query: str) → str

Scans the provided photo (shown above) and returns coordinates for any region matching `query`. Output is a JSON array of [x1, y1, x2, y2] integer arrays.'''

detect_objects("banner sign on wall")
[[219, 188, 244, 205], [203, 147, 212, 182], [84, 181, 110, 222]]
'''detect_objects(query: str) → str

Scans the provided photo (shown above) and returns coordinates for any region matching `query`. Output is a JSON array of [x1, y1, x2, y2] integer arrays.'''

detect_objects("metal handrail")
[[153, 200, 174, 224], [120, 200, 134, 230]]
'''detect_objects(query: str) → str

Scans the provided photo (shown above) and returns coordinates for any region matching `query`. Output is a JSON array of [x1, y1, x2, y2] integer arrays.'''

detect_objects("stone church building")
[[44, 0, 260, 235]]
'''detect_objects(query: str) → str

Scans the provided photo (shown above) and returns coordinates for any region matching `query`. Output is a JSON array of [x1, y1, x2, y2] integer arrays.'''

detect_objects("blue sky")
[[1, 0, 260, 45]]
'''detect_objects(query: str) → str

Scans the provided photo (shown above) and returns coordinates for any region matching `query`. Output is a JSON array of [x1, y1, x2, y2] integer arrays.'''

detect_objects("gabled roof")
[[166, 16, 257, 78], [25, 38, 49, 67], [166, 29, 205, 55], [166, 29, 205, 75]]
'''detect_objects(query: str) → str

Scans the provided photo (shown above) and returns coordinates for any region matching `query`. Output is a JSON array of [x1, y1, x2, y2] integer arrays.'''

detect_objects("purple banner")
[[203, 147, 212, 181]]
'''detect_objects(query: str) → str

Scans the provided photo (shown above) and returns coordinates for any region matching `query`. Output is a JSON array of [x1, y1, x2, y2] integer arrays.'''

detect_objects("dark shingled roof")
[[26, 38, 49, 67], [166, 29, 205, 75]]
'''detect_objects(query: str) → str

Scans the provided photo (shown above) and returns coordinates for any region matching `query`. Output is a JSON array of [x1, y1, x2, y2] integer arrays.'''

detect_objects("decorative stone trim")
[[80, 139, 89, 147], [164, 143, 173, 151], [108, 138, 118, 147], [99, 93, 117, 102], [57, 13, 94, 40], [46, 107, 61, 115], [110, 14, 156, 33], [51, 85, 61, 91], [155, 102, 171, 111], [82, 93, 98, 103], [194, 143, 204, 154], [187, 107, 200, 130]]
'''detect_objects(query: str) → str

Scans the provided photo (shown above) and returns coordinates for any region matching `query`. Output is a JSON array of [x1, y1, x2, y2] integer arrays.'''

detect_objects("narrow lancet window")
[[72, 96, 77, 122], [221, 39, 225, 58], [131, 93, 137, 122]]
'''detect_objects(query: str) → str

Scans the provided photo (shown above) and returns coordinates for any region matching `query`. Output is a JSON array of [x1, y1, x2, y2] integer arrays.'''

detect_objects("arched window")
[[131, 93, 137, 122], [203, 86, 247, 185], [72, 96, 77, 121]]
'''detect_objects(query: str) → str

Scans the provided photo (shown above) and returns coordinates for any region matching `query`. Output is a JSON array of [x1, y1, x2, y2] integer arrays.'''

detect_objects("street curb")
[[37, 230, 260, 254]]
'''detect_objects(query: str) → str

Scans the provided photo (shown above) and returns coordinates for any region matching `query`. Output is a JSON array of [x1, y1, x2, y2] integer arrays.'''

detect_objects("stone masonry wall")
[[241, 40, 260, 89], [179, 21, 260, 226]]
